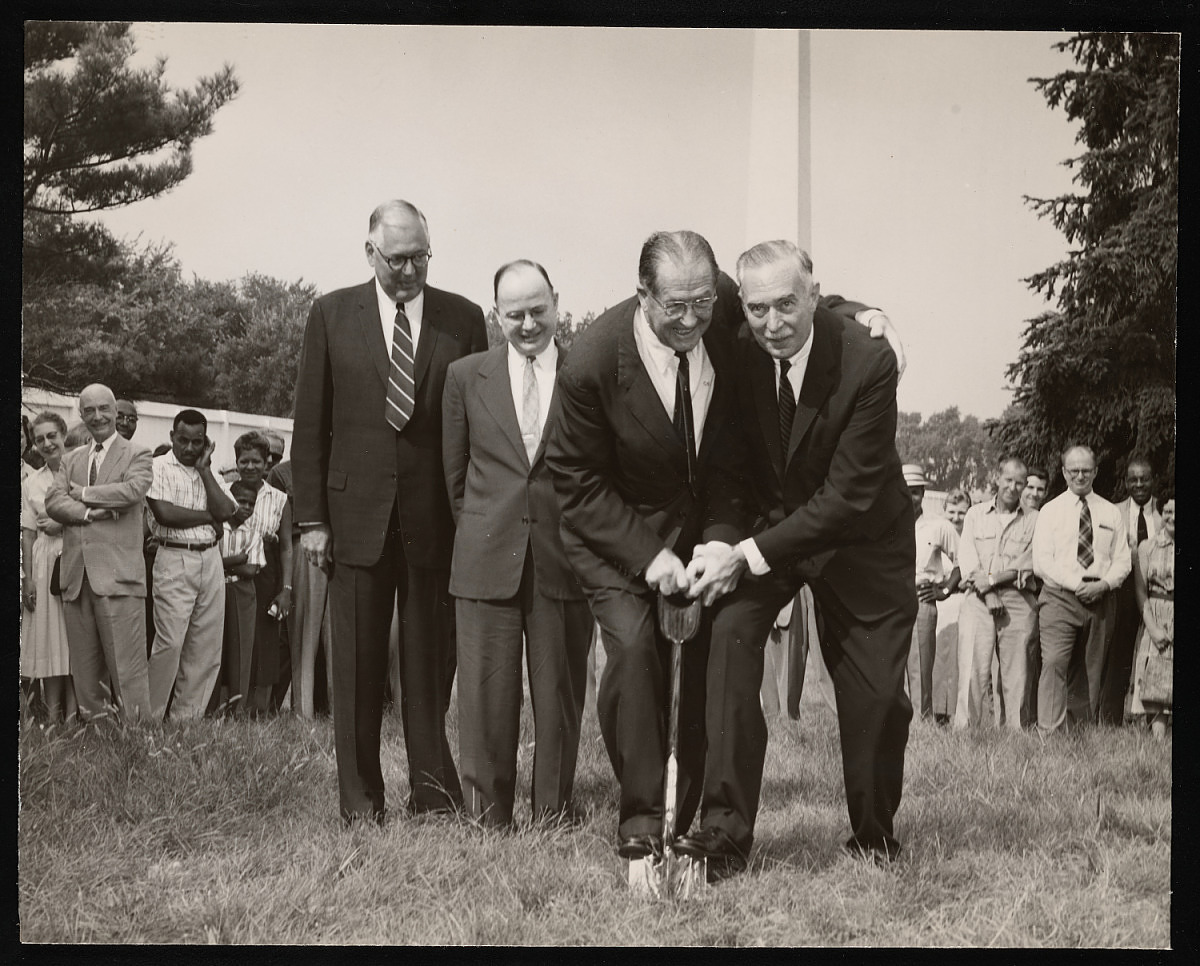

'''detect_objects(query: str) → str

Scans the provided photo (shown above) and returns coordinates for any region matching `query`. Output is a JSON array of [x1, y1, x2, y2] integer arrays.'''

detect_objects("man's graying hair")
[[735, 239, 814, 286], [368, 199, 429, 239], [637, 231, 718, 294]]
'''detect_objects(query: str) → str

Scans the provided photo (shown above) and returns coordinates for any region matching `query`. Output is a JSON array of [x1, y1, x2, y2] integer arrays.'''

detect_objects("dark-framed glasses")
[[372, 245, 431, 272], [646, 291, 718, 321]]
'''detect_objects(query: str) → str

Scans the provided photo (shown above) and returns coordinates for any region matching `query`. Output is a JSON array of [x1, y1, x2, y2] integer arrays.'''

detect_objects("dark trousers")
[[455, 551, 592, 826], [210, 578, 255, 713], [329, 510, 462, 821], [705, 570, 916, 856], [1098, 578, 1139, 725], [585, 585, 709, 841]]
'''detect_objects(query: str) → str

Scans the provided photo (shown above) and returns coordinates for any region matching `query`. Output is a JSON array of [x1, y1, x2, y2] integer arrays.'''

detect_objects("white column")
[[744, 29, 811, 253]]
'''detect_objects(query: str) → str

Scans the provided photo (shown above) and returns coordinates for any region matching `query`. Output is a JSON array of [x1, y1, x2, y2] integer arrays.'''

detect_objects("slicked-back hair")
[[637, 230, 718, 295], [234, 431, 271, 461], [494, 259, 554, 301], [1061, 443, 1096, 465], [173, 409, 208, 433], [735, 239, 814, 287], [31, 410, 68, 437], [368, 199, 429, 240], [1026, 466, 1049, 484]]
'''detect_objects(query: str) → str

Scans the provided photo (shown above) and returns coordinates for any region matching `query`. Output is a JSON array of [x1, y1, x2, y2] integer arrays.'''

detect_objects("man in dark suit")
[[442, 260, 593, 828], [46, 383, 155, 721], [292, 199, 488, 822], [681, 240, 916, 873]]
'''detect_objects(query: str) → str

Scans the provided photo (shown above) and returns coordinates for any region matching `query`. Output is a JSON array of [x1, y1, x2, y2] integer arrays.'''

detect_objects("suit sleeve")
[[45, 457, 89, 525], [291, 297, 333, 526], [819, 294, 873, 320], [754, 342, 902, 567], [441, 361, 469, 523], [547, 363, 669, 576], [81, 446, 152, 509]]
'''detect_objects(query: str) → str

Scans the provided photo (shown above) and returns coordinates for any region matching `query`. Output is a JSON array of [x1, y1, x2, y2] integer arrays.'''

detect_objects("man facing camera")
[[443, 260, 593, 827], [46, 383, 154, 720], [683, 240, 915, 873], [292, 199, 487, 823]]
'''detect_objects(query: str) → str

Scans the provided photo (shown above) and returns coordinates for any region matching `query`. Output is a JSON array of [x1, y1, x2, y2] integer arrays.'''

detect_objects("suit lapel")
[[788, 314, 837, 466], [617, 311, 683, 464], [747, 341, 785, 480], [530, 344, 566, 469], [414, 288, 445, 390], [95, 434, 125, 484], [357, 281, 390, 387], [478, 345, 529, 468]]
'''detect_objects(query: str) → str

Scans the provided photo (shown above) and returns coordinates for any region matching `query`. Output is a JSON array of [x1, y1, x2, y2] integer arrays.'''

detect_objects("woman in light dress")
[[1130, 492, 1174, 739], [20, 411, 77, 723]]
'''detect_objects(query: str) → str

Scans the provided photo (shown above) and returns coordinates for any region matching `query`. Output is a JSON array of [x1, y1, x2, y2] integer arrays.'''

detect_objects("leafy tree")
[[484, 308, 596, 354], [989, 32, 1177, 501], [896, 406, 1000, 493], [23, 21, 239, 284]]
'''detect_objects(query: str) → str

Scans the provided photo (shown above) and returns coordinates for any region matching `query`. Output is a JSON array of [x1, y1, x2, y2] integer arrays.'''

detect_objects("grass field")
[[18, 696, 1171, 946]]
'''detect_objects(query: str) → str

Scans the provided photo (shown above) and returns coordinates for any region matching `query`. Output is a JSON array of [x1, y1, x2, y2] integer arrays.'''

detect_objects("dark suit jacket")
[[546, 295, 746, 594], [730, 306, 913, 621], [292, 280, 487, 569], [45, 433, 153, 600], [443, 342, 583, 602]]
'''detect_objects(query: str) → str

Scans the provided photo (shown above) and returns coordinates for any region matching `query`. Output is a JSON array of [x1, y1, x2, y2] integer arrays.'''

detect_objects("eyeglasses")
[[372, 245, 431, 272], [1064, 468, 1096, 477], [645, 291, 718, 321]]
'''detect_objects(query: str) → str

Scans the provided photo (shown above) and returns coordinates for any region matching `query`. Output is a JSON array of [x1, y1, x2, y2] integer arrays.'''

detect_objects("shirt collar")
[[507, 338, 558, 370], [775, 324, 815, 369], [634, 305, 699, 376], [375, 279, 424, 321]]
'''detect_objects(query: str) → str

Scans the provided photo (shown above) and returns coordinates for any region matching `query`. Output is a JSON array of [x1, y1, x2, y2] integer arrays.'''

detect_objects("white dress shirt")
[[1119, 496, 1158, 548], [632, 305, 715, 446], [1032, 488, 1131, 592], [375, 280, 425, 360], [507, 339, 557, 439], [738, 325, 816, 576]]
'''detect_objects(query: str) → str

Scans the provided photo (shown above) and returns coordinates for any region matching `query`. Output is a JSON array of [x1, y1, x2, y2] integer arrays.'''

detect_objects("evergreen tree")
[[989, 32, 1177, 500]]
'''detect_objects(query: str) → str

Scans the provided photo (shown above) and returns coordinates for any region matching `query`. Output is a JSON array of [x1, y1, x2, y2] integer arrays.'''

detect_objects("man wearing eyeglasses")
[[292, 199, 487, 823], [115, 400, 139, 441], [1031, 445, 1130, 732]]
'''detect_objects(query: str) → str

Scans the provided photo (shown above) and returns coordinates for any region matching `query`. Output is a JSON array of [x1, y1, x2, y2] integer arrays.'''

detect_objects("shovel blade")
[[628, 852, 707, 899], [657, 593, 701, 645], [627, 855, 663, 897]]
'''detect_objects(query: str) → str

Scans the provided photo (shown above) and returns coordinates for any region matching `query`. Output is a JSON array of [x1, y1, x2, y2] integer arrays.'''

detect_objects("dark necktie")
[[385, 302, 416, 432], [779, 358, 796, 458], [89, 442, 102, 486], [1078, 496, 1094, 568], [1136, 505, 1148, 546], [674, 351, 697, 491]]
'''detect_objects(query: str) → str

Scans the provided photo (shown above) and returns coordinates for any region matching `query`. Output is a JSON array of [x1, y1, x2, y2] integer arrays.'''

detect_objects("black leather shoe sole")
[[617, 833, 664, 859]]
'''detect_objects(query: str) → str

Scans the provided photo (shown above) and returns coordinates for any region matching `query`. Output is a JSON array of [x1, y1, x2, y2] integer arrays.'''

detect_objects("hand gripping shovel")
[[627, 593, 707, 898]]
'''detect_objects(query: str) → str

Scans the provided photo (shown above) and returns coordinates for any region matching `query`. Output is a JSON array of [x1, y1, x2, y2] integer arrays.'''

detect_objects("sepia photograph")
[[19, 18, 1176, 946]]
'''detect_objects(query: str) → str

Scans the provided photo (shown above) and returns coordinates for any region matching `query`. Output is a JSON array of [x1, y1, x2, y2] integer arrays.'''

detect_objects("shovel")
[[627, 592, 707, 898]]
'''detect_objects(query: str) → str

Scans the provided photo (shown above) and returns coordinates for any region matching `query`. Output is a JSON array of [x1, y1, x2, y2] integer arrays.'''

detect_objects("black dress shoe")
[[673, 826, 747, 879], [617, 832, 663, 859]]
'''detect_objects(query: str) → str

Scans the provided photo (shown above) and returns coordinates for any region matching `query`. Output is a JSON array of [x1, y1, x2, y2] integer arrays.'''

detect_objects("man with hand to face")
[[682, 241, 915, 872], [443, 260, 592, 828], [1032, 445, 1130, 732], [45, 383, 154, 720]]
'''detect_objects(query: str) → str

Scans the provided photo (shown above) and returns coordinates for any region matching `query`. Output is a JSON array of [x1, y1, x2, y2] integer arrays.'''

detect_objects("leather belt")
[[158, 538, 218, 551]]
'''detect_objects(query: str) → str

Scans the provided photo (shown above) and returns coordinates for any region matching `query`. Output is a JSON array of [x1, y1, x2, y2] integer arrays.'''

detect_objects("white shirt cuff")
[[855, 308, 884, 326], [738, 537, 771, 576]]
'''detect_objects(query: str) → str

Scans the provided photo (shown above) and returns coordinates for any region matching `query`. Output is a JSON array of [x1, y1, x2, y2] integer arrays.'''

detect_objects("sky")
[[95, 25, 1082, 421]]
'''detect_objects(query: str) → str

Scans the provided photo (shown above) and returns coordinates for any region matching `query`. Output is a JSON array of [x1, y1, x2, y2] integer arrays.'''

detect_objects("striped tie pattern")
[[521, 355, 540, 464], [779, 358, 796, 459], [385, 302, 416, 432], [1077, 496, 1094, 568], [89, 441, 102, 486]]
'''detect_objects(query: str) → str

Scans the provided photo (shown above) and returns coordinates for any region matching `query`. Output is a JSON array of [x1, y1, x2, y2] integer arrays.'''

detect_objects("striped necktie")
[[779, 358, 796, 459], [385, 302, 416, 432], [89, 441, 103, 486], [1077, 496, 1094, 568], [520, 355, 540, 464]]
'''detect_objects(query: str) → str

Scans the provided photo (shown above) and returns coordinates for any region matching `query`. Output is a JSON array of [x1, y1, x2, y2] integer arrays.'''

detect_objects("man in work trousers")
[[443, 259, 593, 827], [292, 199, 487, 823]]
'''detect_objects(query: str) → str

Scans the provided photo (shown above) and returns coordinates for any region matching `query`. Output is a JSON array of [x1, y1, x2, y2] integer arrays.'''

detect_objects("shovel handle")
[[662, 639, 683, 845]]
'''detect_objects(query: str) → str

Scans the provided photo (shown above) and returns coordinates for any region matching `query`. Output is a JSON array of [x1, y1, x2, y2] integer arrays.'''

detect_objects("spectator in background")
[[46, 384, 154, 721], [903, 465, 960, 720], [212, 480, 266, 713], [930, 488, 971, 725], [1019, 465, 1050, 727], [1032, 444, 1130, 732], [955, 458, 1038, 729], [146, 409, 239, 719], [115, 400, 139, 440], [1128, 489, 1173, 739], [22, 415, 44, 473], [261, 431, 295, 710], [1099, 458, 1162, 725], [232, 432, 291, 715], [63, 423, 91, 452], [21, 411, 77, 723]]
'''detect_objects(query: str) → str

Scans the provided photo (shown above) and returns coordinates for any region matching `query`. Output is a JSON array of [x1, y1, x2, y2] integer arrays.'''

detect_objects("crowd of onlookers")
[[20, 395, 333, 725]]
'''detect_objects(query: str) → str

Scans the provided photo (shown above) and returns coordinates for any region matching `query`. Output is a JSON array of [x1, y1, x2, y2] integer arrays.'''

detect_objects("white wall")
[[21, 388, 293, 475]]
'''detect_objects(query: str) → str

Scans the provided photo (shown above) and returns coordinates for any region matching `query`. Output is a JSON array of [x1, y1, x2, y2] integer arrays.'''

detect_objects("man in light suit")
[[683, 240, 916, 872], [292, 199, 487, 823], [46, 383, 154, 720], [1098, 457, 1161, 724], [443, 260, 593, 827]]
